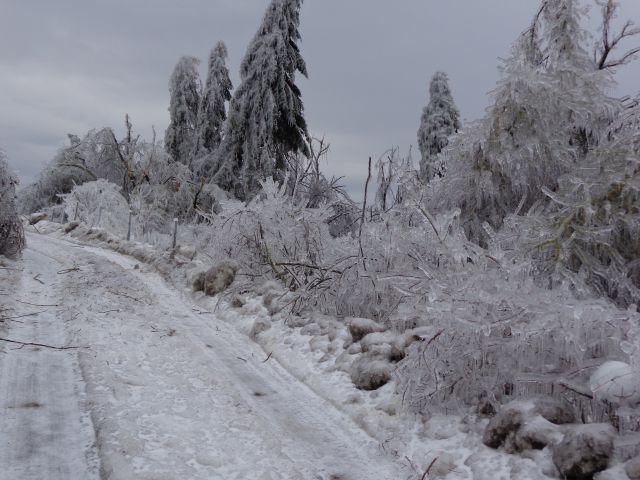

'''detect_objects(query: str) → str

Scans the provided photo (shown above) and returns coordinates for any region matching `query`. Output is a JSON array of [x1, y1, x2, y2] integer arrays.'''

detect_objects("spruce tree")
[[165, 56, 201, 167], [0, 151, 25, 257], [193, 42, 232, 177], [212, 0, 310, 200], [417, 72, 460, 182]]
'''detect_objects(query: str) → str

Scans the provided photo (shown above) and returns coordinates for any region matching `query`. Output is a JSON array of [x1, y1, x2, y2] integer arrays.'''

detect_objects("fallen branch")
[[0, 337, 86, 350], [424, 329, 445, 348], [422, 457, 439, 480], [262, 352, 273, 363], [15, 300, 60, 307], [106, 289, 146, 304], [33, 274, 44, 285], [57, 267, 80, 275], [558, 380, 594, 399], [274, 261, 346, 275], [0, 310, 48, 321]]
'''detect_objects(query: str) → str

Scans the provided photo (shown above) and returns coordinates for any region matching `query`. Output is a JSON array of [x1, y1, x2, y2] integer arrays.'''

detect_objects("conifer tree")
[[417, 72, 460, 182], [194, 41, 232, 177], [165, 56, 201, 167], [0, 151, 25, 257], [212, 0, 310, 200]]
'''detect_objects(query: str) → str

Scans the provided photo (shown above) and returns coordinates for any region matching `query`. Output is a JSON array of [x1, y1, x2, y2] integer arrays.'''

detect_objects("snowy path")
[[0, 232, 405, 480], [0, 238, 99, 479]]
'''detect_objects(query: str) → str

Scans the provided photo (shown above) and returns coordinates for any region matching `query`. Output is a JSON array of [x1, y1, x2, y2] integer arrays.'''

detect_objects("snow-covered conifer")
[[212, 0, 310, 200], [0, 151, 25, 257], [193, 42, 232, 177], [417, 72, 460, 182], [165, 56, 201, 167]]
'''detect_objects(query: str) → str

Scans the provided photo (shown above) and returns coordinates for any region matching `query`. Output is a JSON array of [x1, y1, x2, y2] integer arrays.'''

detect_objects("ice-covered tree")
[[0, 151, 25, 257], [435, 0, 617, 243], [417, 72, 460, 182], [165, 56, 201, 167], [212, 0, 310, 200], [193, 42, 232, 177]]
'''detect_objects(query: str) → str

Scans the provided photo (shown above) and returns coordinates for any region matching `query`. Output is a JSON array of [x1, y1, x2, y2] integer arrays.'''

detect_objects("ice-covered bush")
[[394, 276, 635, 417], [0, 151, 25, 257], [197, 178, 344, 298], [433, 1, 618, 245], [62, 180, 129, 236]]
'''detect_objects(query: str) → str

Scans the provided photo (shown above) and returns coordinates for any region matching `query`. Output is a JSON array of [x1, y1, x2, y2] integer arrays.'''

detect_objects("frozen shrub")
[[483, 402, 526, 449], [350, 355, 392, 391], [347, 318, 386, 342], [191, 271, 206, 292], [62, 180, 129, 236], [484, 399, 569, 453], [200, 262, 237, 296], [394, 273, 635, 417], [552, 424, 616, 480], [0, 152, 25, 257]]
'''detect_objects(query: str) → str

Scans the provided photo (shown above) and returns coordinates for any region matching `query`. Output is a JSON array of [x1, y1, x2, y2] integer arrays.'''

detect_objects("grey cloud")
[[2, 0, 639, 198]]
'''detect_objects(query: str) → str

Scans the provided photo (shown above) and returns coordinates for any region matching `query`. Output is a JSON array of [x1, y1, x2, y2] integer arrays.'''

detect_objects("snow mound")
[[626, 455, 640, 480], [590, 361, 640, 406], [349, 355, 392, 391], [347, 317, 386, 342]]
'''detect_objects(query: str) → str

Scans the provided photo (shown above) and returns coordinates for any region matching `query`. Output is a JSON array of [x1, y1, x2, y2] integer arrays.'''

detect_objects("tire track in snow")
[[0, 241, 99, 480], [30, 232, 408, 479]]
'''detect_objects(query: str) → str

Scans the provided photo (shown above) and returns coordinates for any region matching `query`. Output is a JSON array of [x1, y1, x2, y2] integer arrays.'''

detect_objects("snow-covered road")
[[0, 236, 99, 479], [0, 232, 404, 479]]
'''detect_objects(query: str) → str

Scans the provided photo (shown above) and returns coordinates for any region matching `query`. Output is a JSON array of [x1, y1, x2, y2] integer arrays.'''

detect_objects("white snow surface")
[[0, 240, 99, 479], [590, 361, 640, 407], [1, 232, 405, 479], [6, 224, 635, 479]]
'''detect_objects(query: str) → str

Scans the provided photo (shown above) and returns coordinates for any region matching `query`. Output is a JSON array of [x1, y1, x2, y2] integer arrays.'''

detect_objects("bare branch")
[[57, 163, 98, 181], [0, 337, 86, 350], [595, 0, 640, 70], [358, 157, 372, 269]]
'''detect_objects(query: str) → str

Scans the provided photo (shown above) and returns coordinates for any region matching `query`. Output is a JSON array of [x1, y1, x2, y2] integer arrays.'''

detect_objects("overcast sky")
[[2, 0, 639, 197]]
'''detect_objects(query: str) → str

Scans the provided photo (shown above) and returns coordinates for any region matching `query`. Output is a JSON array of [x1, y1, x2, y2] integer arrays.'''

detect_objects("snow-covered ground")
[[3, 226, 636, 479], [1, 232, 406, 479], [0, 239, 99, 480]]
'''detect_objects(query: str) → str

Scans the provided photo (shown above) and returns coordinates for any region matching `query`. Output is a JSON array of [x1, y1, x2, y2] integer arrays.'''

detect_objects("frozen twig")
[[0, 337, 86, 350], [15, 300, 60, 307], [422, 457, 439, 480], [0, 310, 48, 321], [358, 157, 372, 270], [57, 267, 80, 274]]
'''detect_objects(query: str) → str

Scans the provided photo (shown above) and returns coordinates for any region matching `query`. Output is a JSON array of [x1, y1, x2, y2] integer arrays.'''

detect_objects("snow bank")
[[590, 361, 640, 407]]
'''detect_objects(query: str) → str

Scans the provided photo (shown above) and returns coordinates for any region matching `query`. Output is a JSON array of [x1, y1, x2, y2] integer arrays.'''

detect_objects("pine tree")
[[417, 72, 461, 182], [212, 0, 310, 200], [0, 151, 25, 257], [193, 42, 232, 178], [165, 56, 201, 167]]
